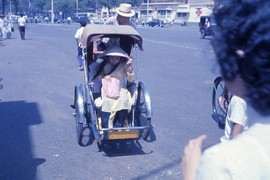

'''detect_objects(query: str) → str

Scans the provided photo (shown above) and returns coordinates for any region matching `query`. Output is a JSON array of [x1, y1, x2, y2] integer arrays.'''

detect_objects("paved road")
[[0, 23, 222, 180]]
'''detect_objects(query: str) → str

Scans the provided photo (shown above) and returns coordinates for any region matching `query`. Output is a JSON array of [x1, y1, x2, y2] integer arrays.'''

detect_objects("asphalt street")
[[0, 22, 223, 180]]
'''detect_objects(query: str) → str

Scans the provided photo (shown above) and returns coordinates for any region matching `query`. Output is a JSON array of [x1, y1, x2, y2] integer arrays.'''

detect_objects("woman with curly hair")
[[182, 0, 270, 179]]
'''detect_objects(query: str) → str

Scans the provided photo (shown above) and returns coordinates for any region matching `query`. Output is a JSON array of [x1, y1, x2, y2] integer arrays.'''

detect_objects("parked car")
[[199, 15, 217, 39], [146, 19, 164, 27]]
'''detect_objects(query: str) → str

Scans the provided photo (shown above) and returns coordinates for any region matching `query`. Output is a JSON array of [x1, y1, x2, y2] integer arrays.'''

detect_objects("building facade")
[[137, 0, 214, 24]]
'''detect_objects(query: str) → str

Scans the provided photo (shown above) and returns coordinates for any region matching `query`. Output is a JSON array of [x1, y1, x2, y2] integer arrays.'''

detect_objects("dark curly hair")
[[212, 0, 270, 115]]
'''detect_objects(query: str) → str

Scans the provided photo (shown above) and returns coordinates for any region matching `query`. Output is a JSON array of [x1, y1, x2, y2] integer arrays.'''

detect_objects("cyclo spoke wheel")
[[200, 29, 205, 39], [74, 86, 84, 145], [135, 84, 151, 140], [212, 76, 231, 129]]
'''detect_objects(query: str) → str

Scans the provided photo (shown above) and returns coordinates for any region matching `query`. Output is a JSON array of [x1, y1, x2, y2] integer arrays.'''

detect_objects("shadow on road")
[[100, 140, 153, 157], [0, 100, 45, 180], [75, 126, 154, 157], [131, 158, 181, 179]]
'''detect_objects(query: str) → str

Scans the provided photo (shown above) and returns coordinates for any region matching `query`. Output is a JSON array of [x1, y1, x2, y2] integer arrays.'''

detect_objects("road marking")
[[144, 38, 214, 53]]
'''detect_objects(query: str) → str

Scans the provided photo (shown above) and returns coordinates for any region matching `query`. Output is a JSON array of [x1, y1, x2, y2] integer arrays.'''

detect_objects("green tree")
[[55, 0, 74, 18], [12, 0, 20, 15], [97, 0, 142, 16], [32, 0, 46, 15], [1, 0, 7, 15], [80, 0, 97, 13]]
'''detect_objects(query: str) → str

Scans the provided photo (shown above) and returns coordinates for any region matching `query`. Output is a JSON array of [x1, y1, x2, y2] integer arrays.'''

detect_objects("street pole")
[[51, 0, 54, 24], [76, 0, 79, 13], [9, 0, 12, 15], [146, 0, 149, 23], [29, 0, 31, 16]]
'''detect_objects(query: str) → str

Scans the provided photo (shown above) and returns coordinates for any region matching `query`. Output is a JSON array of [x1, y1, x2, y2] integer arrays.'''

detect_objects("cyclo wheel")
[[200, 29, 206, 39], [135, 82, 152, 140], [212, 76, 231, 129], [74, 85, 85, 146]]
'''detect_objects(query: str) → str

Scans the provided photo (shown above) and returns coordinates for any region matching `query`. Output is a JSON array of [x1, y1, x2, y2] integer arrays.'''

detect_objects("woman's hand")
[[181, 135, 207, 180]]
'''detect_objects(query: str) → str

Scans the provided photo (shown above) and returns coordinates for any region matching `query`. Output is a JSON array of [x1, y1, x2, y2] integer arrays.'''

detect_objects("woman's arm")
[[181, 135, 207, 180]]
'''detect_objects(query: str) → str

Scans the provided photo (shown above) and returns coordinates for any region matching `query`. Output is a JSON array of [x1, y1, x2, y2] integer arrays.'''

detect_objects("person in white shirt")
[[74, 20, 87, 71], [181, 0, 270, 179], [17, 14, 27, 40], [220, 95, 248, 142], [0, 15, 4, 40], [67, 17, 71, 25]]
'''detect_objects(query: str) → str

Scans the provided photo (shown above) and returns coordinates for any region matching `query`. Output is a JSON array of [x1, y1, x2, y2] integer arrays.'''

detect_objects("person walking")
[[0, 15, 4, 41], [74, 20, 87, 71], [17, 14, 27, 40]]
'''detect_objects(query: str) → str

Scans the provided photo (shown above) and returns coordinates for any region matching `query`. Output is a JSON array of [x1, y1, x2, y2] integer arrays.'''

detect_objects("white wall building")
[[175, 0, 214, 24], [138, 0, 214, 24]]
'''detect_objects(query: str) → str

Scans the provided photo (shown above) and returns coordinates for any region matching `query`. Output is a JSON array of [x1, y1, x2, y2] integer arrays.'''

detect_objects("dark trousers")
[[19, 26, 25, 40], [101, 110, 128, 128]]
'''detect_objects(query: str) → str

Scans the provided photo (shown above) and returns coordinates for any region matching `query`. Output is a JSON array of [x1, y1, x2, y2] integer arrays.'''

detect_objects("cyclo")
[[73, 25, 153, 150]]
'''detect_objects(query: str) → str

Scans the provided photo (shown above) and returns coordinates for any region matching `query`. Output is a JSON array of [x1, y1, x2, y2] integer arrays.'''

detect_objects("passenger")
[[181, 0, 270, 179], [205, 18, 210, 29], [220, 95, 248, 142], [94, 45, 134, 128]]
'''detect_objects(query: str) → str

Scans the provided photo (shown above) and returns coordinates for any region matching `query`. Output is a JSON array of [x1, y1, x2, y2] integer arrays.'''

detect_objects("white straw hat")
[[115, 3, 135, 17], [99, 45, 129, 59]]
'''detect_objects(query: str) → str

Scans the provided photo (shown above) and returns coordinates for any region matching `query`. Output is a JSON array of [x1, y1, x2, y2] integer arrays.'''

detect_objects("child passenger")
[[94, 45, 134, 128]]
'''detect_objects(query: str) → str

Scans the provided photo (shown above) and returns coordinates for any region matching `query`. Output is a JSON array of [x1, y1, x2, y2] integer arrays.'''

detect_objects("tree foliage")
[[0, 0, 142, 16]]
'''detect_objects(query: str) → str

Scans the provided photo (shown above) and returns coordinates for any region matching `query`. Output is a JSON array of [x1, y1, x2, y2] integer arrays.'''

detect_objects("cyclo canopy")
[[80, 24, 143, 51]]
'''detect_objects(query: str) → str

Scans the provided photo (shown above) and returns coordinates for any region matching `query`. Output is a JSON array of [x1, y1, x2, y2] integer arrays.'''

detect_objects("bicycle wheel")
[[74, 85, 84, 145], [135, 82, 152, 140], [212, 76, 230, 129]]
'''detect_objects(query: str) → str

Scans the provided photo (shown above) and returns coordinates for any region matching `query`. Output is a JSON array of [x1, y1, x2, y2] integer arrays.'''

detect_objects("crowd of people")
[[0, 14, 29, 42], [0, 15, 14, 41]]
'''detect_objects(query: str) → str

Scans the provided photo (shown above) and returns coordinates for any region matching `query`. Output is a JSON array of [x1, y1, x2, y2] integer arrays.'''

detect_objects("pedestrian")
[[67, 17, 71, 25], [181, 0, 270, 179], [0, 15, 5, 41], [74, 20, 87, 71], [34, 16, 38, 24], [17, 14, 27, 40], [220, 95, 248, 142], [3, 16, 13, 39], [44, 16, 49, 23]]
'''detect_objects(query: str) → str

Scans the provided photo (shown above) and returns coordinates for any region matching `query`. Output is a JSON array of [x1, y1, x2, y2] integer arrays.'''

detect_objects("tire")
[[212, 76, 231, 129], [200, 29, 205, 39], [74, 85, 84, 145], [135, 83, 152, 140]]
